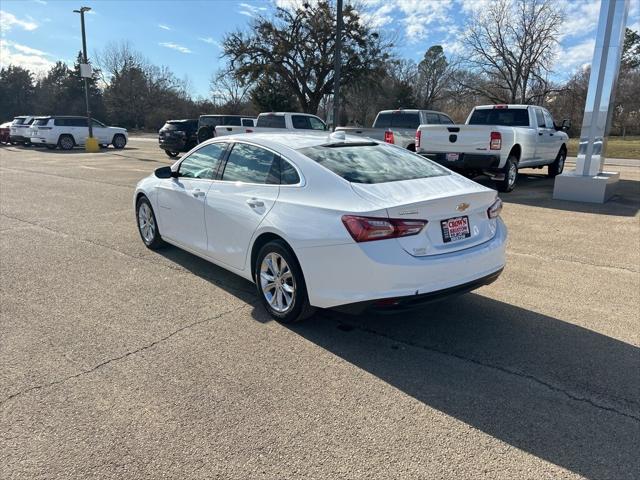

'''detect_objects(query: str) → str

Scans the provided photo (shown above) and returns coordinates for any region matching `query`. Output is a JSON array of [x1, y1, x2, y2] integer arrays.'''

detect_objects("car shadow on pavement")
[[280, 295, 640, 480], [156, 244, 639, 479], [476, 172, 640, 217]]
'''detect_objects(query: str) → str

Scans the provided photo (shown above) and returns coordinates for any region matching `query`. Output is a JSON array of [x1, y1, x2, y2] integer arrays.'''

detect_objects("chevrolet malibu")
[[134, 132, 507, 323]]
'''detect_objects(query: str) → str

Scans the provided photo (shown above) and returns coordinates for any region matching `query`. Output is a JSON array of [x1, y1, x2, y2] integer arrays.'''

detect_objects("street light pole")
[[74, 6, 93, 139], [332, 0, 343, 130]]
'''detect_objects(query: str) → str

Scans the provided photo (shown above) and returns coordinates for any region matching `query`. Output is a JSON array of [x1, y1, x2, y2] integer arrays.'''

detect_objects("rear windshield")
[[257, 115, 286, 128], [33, 118, 50, 126], [298, 143, 448, 184], [468, 108, 530, 127], [374, 112, 420, 129], [164, 120, 197, 131]]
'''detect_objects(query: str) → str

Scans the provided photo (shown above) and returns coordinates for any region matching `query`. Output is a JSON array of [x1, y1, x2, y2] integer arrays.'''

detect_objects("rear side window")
[[224, 116, 242, 126], [468, 108, 530, 127], [200, 116, 222, 127], [271, 156, 300, 185], [12, 118, 26, 125], [256, 115, 286, 128], [33, 118, 50, 126], [222, 143, 278, 184], [425, 113, 440, 124], [241, 118, 254, 127], [292, 115, 311, 129], [178, 143, 227, 179], [298, 143, 448, 184]]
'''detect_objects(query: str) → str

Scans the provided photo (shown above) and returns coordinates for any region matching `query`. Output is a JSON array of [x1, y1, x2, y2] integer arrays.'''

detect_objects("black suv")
[[197, 115, 255, 143], [158, 119, 198, 157]]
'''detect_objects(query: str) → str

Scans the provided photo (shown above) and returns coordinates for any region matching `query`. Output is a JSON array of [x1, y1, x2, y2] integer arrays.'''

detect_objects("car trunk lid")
[[350, 174, 498, 256]]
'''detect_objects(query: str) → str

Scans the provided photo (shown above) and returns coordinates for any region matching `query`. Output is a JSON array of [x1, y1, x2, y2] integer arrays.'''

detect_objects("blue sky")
[[1, 0, 639, 98]]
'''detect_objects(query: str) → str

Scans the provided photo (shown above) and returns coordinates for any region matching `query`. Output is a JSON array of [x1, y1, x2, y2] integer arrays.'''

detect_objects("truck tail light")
[[246, 129, 253, 133], [384, 130, 395, 144], [415, 130, 421, 149], [342, 215, 427, 242], [487, 198, 503, 219], [490, 131, 501, 150]]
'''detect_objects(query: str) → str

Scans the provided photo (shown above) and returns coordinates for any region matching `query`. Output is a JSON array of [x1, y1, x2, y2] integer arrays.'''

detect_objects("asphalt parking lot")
[[1, 137, 639, 479]]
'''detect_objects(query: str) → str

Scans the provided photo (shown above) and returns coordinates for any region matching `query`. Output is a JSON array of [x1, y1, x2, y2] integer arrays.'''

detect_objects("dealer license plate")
[[441, 216, 471, 243], [446, 153, 459, 162]]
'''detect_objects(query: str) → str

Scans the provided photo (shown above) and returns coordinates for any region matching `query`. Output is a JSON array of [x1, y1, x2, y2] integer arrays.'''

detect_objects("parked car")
[[29, 116, 128, 150], [9, 116, 35, 145], [416, 104, 570, 192], [159, 119, 198, 157], [133, 131, 507, 323], [197, 115, 256, 143], [336, 109, 454, 151], [213, 112, 327, 137], [0, 122, 11, 144]]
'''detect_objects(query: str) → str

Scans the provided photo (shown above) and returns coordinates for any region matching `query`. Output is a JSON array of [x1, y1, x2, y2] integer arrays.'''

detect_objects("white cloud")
[[396, 0, 455, 42], [560, 0, 600, 41], [158, 23, 171, 31], [33, 0, 47, 4], [554, 38, 595, 77], [359, 3, 394, 30], [239, 2, 267, 17], [159, 42, 192, 54], [0, 10, 39, 33], [0, 39, 54, 72], [198, 36, 220, 47]]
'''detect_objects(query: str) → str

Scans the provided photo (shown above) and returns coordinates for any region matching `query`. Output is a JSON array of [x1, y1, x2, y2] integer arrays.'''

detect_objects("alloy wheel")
[[260, 252, 296, 313], [138, 203, 156, 243]]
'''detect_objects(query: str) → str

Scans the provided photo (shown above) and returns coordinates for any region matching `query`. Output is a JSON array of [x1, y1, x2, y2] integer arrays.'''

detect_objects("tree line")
[[1, 0, 638, 136]]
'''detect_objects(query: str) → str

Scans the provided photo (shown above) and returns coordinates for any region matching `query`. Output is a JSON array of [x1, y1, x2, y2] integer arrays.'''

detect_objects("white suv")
[[30, 116, 128, 150]]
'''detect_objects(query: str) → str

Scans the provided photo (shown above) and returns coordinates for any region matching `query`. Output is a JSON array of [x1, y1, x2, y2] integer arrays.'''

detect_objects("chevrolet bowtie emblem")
[[456, 202, 470, 212]]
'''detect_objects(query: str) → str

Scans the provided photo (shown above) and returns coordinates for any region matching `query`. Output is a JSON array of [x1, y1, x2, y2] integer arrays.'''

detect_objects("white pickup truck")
[[336, 109, 454, 151], [415, 104, 570, 192], [214, 112, 327, 137]]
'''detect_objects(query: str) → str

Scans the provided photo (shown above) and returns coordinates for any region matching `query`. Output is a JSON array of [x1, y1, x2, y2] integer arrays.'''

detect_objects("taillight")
[[246, 129, 253, 133], [415, 130, 421, 149], [487, 198, 503, 219], [341, 215, 427, 242], [490, 131, 501, 150], [384, 130, 394, 144]]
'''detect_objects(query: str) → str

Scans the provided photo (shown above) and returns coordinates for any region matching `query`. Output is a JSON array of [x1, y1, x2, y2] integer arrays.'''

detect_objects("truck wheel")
[[197, 126, 213, 143], [548, 149, 566, 177], [495, 156, 518, 193]]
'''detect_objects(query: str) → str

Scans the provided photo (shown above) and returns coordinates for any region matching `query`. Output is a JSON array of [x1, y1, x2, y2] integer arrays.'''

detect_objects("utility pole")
[[74, 6, 93, 140], [332, 0, 343, 131]]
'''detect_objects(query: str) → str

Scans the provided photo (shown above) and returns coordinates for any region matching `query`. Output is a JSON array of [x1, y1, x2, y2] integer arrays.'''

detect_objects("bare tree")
[[415, 46, 457, 109], [210, 69, 253, 114], [462, 0, 563, 104]]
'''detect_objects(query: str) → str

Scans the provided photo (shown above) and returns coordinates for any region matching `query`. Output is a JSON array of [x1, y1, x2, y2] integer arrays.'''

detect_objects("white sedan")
[[134, 132, 507, 323]]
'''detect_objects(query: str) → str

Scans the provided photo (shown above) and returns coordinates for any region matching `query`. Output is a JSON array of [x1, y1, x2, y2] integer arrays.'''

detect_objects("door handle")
[[549, 133, 554, 136], [192, 189, 205, 198], [246, 198, 264, 208]]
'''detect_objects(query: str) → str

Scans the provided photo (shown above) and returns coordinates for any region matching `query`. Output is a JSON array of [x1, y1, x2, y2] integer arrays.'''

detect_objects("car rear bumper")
[[10, 135, 30, 143], [420, 152, 501, 171], [296, 218, 507, 309]]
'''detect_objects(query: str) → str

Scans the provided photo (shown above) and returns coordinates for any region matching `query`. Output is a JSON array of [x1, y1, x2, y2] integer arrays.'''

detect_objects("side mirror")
[[561, 119, 571, 131], [154, 166, 175, 178]]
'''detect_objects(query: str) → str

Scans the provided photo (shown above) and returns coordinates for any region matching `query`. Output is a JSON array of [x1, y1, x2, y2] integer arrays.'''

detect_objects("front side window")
[[543, 110, 555, 129], [439, 114, 454, 124], [241, 118, 254, 127], [54, 118, 68, 127], [222, 143, 278, 184], [200, 116, 222, 127], [535, 108, 546, 128], [224, 116, 242, 126], [308, 117, 326, 131], [91, 119, 106, 128], [71, 118, 88, 127], [298, 142, 448, 184], [178, 142, 227, 179], [292, 115, 311, 129]]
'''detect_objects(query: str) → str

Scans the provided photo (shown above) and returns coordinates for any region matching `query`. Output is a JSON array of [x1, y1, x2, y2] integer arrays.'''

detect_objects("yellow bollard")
[[85, 136, 100, 153]]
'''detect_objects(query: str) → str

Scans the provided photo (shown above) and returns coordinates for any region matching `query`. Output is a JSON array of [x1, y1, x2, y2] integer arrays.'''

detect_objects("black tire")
[[197, 126, 213, 143], [548, 148, 566, 177], [495, 155, 518, 192], [45, 144, 57, 150], [58, 134, 74, 151], [136, 196, 165, 250], [165, 150, 179, 158], [112, 134, 127, 149], [254, 240, 315, 323]]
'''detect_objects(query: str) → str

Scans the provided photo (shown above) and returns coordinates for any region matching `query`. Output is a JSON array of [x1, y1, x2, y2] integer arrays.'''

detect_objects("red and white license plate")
[[441, 216, 471, 243], [446, 153, 459, 162]]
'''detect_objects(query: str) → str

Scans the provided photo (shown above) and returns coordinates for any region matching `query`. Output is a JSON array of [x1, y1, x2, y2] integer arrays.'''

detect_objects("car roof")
[[210, 132, 378, 150]]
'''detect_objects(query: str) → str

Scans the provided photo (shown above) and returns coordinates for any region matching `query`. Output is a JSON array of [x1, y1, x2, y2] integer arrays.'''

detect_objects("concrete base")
[[553, 170, 620, 203]]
